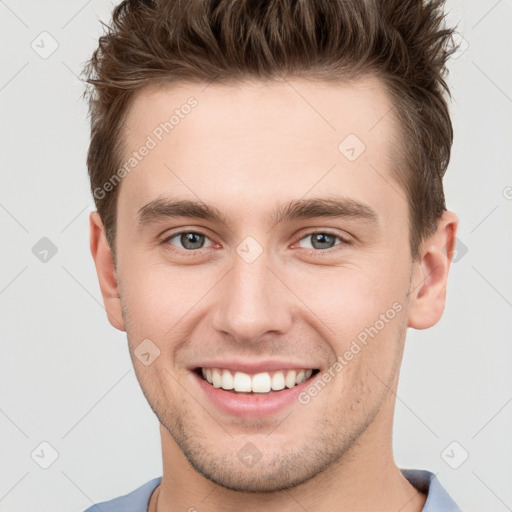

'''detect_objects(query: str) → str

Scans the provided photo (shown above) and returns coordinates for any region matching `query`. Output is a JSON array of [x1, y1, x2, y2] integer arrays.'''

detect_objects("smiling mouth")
[[194, 367, 321, 394]]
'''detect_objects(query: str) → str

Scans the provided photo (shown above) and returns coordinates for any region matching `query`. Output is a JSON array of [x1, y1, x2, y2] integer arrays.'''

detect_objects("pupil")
[[312, 233, 334, 249], [181, 233, 204, 250]]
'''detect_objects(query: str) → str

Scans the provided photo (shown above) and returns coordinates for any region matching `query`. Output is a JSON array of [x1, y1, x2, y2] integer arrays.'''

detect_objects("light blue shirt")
[[83, 469, 463, 511]]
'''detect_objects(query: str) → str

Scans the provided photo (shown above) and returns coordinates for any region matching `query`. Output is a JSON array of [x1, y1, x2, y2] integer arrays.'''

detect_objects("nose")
[[212, 251, 293, 344]]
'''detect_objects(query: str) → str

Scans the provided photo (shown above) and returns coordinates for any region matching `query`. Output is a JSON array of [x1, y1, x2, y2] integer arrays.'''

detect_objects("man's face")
[[112, 77, 416, 491]]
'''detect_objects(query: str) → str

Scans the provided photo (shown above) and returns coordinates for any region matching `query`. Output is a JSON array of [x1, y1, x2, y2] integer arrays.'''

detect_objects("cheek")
[[286, 261, 409, 383], [119, 256, 221, 334], [292, 264, 406, 339]]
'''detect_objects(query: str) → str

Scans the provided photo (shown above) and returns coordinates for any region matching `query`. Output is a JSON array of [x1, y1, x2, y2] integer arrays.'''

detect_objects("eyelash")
[[160, 229, 350, 256]]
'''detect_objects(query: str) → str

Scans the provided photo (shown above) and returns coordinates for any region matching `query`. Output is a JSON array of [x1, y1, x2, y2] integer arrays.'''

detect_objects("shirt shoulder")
[[401, 468, 465, 512], [82, 476, 162, 512]]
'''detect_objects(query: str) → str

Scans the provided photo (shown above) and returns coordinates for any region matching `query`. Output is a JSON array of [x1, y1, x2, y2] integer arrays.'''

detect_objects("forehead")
[[119, 76, 404, 225]]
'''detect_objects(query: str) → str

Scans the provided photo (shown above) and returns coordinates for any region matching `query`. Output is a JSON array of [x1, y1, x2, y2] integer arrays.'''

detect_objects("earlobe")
[[89, 211, 125, 332], [407, 211, 458, 330]]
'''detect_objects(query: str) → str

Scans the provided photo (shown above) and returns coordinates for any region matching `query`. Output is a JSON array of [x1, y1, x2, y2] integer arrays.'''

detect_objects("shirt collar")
[[401, 469, 464, 511]]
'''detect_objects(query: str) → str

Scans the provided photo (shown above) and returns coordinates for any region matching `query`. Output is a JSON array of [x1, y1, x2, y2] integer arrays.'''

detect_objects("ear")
[[89, 211, 125, 331], [407, 211, 459, 330]]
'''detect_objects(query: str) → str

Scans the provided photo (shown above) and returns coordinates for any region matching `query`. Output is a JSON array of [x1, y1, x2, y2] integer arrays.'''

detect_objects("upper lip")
[[191, 360, 321, 374]]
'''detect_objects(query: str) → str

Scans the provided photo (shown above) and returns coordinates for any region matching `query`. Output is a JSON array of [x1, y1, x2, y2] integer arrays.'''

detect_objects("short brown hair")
[[83, 0, 457, 261]]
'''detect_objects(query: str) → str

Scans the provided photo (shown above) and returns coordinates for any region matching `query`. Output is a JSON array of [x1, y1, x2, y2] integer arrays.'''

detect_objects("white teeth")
[[271, 371, 285, 391], [233, 372, 252, 392], [212, 368, 222, 388], [252, 372, 272, 393], [285, 370, 296, 389], [221, 369, 234, 390], [200, 367, 316, 393]]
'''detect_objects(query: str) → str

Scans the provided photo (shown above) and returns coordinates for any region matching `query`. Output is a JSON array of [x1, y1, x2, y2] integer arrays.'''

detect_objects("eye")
[[163, 231, 214, 251], [296, 231, 346, 250]]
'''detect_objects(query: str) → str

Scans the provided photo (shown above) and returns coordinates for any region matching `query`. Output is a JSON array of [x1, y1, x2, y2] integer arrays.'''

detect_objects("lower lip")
[[192, 370, 318, 418]]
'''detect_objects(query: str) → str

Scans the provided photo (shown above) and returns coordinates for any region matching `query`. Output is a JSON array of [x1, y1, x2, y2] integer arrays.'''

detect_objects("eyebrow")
[[136, 196, 378, 229], [271, 196, 378, 225]]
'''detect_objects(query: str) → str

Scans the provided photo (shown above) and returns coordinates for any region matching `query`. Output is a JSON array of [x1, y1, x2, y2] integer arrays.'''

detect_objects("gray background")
[[1, 1, 511, 511]]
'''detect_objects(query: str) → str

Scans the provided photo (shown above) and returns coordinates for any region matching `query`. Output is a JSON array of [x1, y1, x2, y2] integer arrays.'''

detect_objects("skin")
[[90, 76, 458, 512]]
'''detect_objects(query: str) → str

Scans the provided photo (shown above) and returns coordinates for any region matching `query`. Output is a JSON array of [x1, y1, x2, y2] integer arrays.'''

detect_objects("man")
[[84, 0, 463, 510]]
